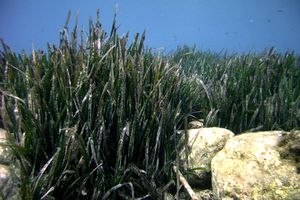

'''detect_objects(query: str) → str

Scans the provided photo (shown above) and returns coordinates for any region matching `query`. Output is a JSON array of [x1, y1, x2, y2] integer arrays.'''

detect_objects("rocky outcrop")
[[211, 130, 300, 200], [180, 127, 235, 188], [0, 128, 19, 199]]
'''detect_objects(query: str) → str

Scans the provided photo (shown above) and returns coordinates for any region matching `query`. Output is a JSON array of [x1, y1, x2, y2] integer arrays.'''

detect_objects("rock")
[[194, 189, 215, 200], [211, 130, 300, 200], [0, 164, 17, 199], [0, 128, 19, 199], [180, 127, 235, 188], [169, 189, 215, 200], [0, 129, 12, 165], [0, 94, 3, 128], [188, 120, 204, 129]]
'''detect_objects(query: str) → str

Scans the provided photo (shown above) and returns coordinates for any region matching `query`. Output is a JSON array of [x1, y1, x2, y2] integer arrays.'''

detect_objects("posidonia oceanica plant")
[[0, 11, 202, 199]]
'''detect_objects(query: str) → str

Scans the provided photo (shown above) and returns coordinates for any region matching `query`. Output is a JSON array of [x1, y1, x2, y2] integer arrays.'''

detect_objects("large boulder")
[[211, 130, 300, 200], [180, 127, 235, 188]]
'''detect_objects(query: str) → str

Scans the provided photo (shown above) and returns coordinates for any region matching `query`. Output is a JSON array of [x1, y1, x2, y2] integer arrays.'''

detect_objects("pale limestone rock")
[[0, 128, 19, 199], [211, 130, 300, 200], [180, 127, 235, 188]]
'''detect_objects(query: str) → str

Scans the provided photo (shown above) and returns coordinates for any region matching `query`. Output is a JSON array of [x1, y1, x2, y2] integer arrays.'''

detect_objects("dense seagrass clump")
[[0, 11, 202, 199]]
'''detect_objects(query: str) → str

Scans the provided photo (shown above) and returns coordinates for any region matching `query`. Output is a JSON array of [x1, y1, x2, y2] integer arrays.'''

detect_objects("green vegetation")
[[171, 46, 300, 133], [0, 11, 299, 199]]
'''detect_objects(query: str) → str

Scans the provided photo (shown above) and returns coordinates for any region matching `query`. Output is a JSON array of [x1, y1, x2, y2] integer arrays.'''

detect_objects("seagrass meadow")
[[171, 46, 300, 133], [0, 12, 299, 199]]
